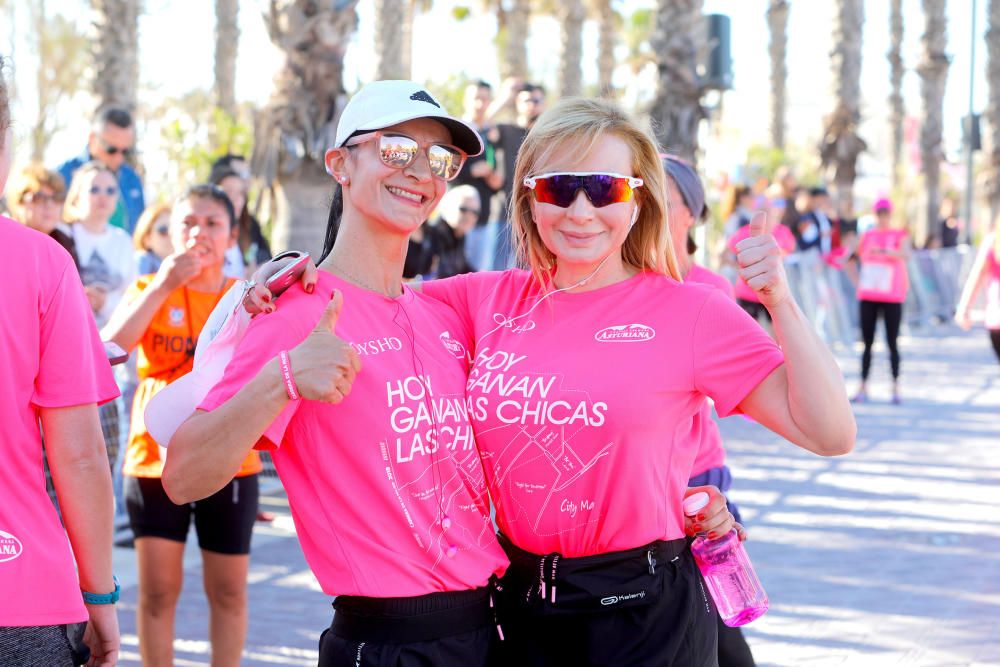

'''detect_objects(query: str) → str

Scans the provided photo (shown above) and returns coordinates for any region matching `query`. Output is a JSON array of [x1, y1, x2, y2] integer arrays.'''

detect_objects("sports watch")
[[82, 576, 120, 605]]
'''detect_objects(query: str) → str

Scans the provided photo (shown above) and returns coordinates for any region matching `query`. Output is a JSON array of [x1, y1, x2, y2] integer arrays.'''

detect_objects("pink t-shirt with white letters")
[[685, 264, 736, 477], [200, 272, 508, 598], [0, 217, 119, 626], [856, 228, 910, 303], [424, 269, 784, 557]]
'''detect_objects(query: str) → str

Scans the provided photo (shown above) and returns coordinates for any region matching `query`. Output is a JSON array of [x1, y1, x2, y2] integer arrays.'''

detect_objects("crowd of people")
[[1, 54, 998, 667]]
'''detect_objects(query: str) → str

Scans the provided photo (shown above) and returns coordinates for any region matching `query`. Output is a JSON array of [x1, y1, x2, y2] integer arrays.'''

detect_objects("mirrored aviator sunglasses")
[[346, 132, 467, 181], [523, 172, 644, 208]]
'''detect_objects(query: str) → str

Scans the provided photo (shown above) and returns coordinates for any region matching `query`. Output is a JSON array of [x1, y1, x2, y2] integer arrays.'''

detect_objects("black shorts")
[[125, 474, 258, 555], [737, 299, 772, 323], [319, 586, 499, 666], [495, 534, 718, 667], [0, 623, 87, 666]]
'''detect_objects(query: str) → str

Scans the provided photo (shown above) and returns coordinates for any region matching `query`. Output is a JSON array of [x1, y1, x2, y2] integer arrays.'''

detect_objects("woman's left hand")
[[735, 212, 792, 309], [243, 254, 319, 315], [684, 486, 741, 540]]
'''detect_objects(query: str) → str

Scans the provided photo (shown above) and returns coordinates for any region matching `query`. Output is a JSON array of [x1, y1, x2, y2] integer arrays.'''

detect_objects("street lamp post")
[[964, 0, 979, 245]]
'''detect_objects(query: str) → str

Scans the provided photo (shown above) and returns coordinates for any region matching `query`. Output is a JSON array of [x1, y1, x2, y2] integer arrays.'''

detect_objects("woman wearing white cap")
[[160, 81, 509, 666]]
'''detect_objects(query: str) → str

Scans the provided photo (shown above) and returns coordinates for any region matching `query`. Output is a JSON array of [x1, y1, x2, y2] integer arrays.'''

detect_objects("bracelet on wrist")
[[278, 350, 300, 401], [82, 576, 120, 605]]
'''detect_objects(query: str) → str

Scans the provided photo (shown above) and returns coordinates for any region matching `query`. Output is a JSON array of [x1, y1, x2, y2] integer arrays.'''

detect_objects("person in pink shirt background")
[[160, 81, 510, 667], [664, 154, 758, 667], [956, 228, 1000, 364], [0, 57, 120, 667], [852, 197, 912, 404], [727, 191, 797, 326]]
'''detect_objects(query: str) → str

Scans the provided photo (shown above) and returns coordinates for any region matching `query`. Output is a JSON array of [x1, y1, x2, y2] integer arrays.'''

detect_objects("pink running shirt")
[[199, 272, 508, 597], [0, 217, 119, 626], [728, 224, 796, 303], [423, 270, 784, 557], [856, 228, 910, 303], [685, 264, 736, 477]]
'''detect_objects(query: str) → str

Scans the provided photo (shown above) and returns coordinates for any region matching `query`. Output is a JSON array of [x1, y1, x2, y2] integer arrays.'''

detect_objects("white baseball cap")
[[334, 80, 483, 157]]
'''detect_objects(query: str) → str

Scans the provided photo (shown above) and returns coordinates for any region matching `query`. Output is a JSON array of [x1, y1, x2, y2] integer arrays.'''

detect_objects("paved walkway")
[[112, 324, 1000, 666]]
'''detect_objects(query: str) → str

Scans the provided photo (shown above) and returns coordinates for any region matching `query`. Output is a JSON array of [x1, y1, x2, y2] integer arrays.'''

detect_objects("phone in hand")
[[104, 341, 129, 366], [264, 253, 311, 297]]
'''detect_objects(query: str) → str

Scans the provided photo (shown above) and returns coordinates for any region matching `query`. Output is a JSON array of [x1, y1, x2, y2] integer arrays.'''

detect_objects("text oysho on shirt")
[[199, 273, 508, 597], [423, 270, 784, 558]]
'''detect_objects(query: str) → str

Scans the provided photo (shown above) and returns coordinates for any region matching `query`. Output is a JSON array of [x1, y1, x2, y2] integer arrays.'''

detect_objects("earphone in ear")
[[628, 204, 640, 228]]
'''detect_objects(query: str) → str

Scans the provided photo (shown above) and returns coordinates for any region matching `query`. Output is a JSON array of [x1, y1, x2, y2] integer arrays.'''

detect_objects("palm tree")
[[917, 0, 949, 244], [557, 0, 586, 98], [251, 0, 359, 255], [214, 0, 239, 117], [648, 0, 705, 162], [375, 0, 407, 80], [819, 0, 866, 212], [91, 0, 140, 112], [592, 0, 618, 97], [986, 0, 1000, 219], [492, 0, 531, 81], [767, 0, 789, 150], [888, 0, 905, 187]]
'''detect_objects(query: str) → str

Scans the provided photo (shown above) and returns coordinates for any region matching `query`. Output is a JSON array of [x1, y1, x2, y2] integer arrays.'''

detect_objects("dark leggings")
[[860, 300, 902, 381], [991, 329, 1000, 364]]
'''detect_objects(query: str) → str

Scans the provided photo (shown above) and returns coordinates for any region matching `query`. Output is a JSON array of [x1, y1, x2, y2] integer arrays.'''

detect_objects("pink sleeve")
[[691, 290, 784, 417], [198, 294, 318, 450], [421, 273, 479, 334], [33, 260, 120, 408]]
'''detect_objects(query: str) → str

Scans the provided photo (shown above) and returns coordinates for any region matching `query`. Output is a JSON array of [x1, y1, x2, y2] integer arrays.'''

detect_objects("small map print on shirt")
[[467, 347, 613, 537]]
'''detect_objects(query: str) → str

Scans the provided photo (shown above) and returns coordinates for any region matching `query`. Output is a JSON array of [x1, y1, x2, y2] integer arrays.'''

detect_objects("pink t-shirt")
[[856, 228, 910, 303], [423, 270, 784, 557], [0, 217, 119, 626], [685, 264, 736, 477], [982, 237, 1000, 330], [199, 272, 508, 598], [728, 224, 796, 303]]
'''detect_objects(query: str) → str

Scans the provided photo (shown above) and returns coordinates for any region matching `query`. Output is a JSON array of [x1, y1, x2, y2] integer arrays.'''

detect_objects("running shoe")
[[850, 389, 867, 404]]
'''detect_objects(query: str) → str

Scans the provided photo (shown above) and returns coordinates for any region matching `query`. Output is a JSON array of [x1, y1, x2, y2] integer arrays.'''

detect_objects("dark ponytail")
[[319, 183, 343, 263]]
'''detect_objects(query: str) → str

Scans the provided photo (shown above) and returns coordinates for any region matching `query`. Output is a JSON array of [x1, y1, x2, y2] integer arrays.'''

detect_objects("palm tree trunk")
[[399, 0, 416, 80], [888, 0, 905, 188], [917, 0, 949, 245], [819, 0, 866, 212], [252, 0, 359, 256], [649, 0, 705, 163], [594, 0, 617, 97], [558, 0, 586, 98], [214, 0, 239, 116], [91, 0, 140, 112], [499, 0, 530, 80], [986, 0, 1000, 220], [374, 0, 407, 80], [767, 0, 789, 150]]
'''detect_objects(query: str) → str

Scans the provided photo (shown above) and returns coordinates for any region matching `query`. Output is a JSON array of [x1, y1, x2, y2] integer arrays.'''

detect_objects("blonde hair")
[[510, 97, 679, 284], [63, 161, 116, 223], [9, 163, 66, 217], [132, 201, 172, 251]]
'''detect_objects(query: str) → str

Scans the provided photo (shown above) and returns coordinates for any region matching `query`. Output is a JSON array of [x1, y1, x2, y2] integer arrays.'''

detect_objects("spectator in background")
[[8, 163, 77, 263], [452, 80, 501, 271], [487, 80, 547, 269], [928, 196, 961, 249], [774, 165, 800, 231], [403, 186, 480, 280], [57, 106, 145, 233], [209, 156, 272, 277], [133, 202, 173, 275], [62, 161, 137, 328], [797, 186, 834, 254], [956, 226, 1000, 364], [722, 184, 754, 239]]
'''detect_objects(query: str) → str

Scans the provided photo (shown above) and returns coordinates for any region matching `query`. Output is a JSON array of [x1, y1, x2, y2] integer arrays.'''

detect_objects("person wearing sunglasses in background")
[[56, 106, 146, 234], [159, 81, 511, 667], [132, 202, 174, 275], [664, 155, 757, 667], [8, 163, 78, 264], [243, 97, 852, 666]]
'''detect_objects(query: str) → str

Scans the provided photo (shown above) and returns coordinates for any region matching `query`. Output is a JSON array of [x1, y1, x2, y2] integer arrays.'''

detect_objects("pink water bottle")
[[683, 491, 768, 626]]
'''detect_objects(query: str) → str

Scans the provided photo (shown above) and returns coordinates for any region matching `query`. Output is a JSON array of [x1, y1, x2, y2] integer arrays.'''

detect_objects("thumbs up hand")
[[734, 211, 791, 308], [287, 290, 362, 403]]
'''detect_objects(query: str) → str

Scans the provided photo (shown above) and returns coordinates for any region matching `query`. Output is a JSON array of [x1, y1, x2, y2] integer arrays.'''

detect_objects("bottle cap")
[[683, 491, 711, 516]]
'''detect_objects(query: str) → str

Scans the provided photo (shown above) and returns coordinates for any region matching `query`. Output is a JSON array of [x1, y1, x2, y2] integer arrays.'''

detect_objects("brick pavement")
[[111, 324, 1000, 666]]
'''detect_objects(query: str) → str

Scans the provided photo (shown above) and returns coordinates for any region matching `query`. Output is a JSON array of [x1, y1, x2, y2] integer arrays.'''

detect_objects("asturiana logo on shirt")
[[594, 323, 656, 343], [439, 331, 467, 359], [0, 530, 23, 563]]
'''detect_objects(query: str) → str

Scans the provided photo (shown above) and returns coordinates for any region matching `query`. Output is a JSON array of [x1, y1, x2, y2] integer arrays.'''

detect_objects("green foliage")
[[452, 5, 472, 20], [744, 143, 821, 186], [424, 73, 474, 117], [30, 6, 89, 159]]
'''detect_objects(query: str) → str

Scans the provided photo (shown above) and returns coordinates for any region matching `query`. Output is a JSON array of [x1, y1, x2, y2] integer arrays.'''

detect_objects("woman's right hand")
[[153, 250, 203, 291], [956, 308, 973, 331], [83, 603, 120, 667], [288, 290, 361, 403], [245, 255, 319, 315]]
